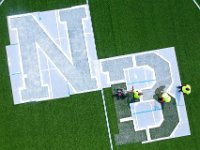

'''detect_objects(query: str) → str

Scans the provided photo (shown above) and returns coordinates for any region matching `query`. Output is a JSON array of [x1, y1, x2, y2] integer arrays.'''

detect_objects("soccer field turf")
[[0, 0, 200, 150]]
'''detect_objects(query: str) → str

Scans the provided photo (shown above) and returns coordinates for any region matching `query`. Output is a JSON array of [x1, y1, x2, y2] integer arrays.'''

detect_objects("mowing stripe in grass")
[[101, 90, 114, 150]]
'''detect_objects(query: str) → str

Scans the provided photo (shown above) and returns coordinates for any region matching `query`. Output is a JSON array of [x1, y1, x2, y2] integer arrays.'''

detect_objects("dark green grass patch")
[[0, 90, 110, 150]]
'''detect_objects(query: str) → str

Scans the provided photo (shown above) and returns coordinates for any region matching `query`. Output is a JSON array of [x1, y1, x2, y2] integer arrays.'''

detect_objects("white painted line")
[[0, 0, 5, 6], [101, 90, 114, 150], [133, 104, 139, 131], [120, 117, 133, 123], [47, 59, 54, 98], [142, 136, 171, 144], [57, 10, 73, 64], [32, 14, 72, 67], [82, 11, 99, 81], [193, 0, 200, 10], [36, 43, 51, 99], [150, 102, 157, 126], [146, 128, 151, 141], [55, 11, 62, 46]]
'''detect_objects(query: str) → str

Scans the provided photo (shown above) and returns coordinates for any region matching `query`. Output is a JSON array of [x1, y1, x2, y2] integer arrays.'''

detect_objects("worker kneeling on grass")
[[133, 89, 143, 100], [178, 84, 191, 95], [159, 92, 171, 103]]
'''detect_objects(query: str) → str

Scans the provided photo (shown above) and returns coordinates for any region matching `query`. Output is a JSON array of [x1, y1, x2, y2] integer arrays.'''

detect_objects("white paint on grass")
[[193, 0, 200, 10], [146, 128, 151, 141], [101, 90, 114, 150], [120, 117, 133, 123], [0, 0, 5, 6]]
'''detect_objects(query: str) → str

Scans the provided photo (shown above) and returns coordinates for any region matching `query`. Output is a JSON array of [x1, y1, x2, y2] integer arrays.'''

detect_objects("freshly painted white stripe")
[[146, 129, 151, 141], [0, 0, 5, 6], [120, 117, 133, 123], [101, 90, 114, 150], [193, 0, 200, 10]]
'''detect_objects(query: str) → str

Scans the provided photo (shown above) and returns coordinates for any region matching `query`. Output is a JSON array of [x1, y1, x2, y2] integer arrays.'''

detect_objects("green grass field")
[[0, 0, 200, 149]]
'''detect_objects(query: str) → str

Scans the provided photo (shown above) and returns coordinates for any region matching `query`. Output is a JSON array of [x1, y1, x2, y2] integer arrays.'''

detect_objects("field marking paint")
[[0, 0, 5, 6], [127, 79, 155, 85], [11, 72, 21, 75], [101, 90, 114, 150], [193, 0, 200, 10], [132, 104, 185, 115], [36, 43, 51, 100], [150, 103, 157, 126], [146, 128, 151, 141], [47, 59, 53, 98], [120, 117, 133, 123], [55, 11, 62, 46]]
